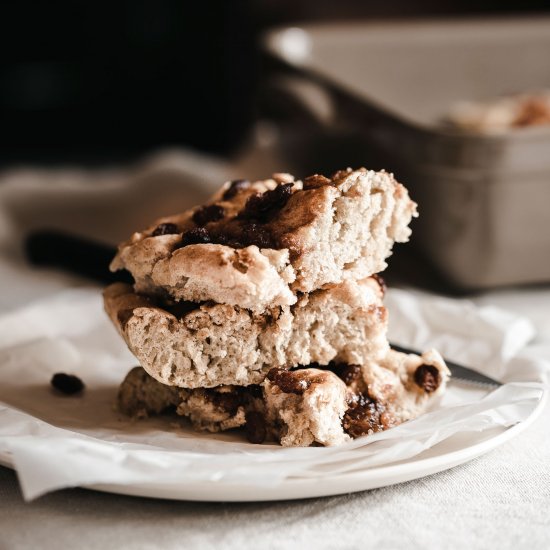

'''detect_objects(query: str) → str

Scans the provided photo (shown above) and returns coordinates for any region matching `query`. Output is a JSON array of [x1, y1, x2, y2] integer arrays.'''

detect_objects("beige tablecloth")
[[0, 152, 549, 549], [1, 402, 549, 549]]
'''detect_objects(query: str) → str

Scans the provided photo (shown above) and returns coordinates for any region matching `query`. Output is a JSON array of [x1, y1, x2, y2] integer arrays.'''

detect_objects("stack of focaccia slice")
[[105, 168, 449, 446]]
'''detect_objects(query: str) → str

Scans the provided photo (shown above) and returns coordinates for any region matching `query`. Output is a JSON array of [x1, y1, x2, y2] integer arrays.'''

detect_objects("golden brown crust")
[[110, 169, 417, 311]]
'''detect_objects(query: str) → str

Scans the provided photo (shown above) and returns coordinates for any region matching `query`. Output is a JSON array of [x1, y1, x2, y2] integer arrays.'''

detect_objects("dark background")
[[1, 0, 549, 166]]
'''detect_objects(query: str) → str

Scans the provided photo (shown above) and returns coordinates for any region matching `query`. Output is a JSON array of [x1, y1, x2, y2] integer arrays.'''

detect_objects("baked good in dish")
[[109, 169, 417, 312]]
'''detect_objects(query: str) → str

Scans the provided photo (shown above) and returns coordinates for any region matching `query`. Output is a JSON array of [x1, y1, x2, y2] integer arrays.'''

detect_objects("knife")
[[24, 230, 133, 285]]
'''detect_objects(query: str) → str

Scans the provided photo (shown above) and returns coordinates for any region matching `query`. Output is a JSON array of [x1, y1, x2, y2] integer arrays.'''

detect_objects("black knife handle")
[[24, 230, 132, 285]]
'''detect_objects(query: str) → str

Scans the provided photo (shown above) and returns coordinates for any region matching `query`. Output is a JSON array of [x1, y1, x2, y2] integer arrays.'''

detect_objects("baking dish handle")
[[259, 73, 389, 137], [259, 75, 339, 130]]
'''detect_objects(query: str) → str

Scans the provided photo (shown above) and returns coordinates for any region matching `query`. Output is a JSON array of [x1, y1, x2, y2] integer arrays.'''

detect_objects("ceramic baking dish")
[[264, 17, 550, 289]]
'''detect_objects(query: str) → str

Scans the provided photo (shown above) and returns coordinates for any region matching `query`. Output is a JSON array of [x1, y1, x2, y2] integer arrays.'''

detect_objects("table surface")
[[1, 402, 548, 550], [0, 154, 549, 550]]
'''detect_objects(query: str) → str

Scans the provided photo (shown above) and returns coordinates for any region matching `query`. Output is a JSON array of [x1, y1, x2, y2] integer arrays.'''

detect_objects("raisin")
[[180, 227, 212, 247], [303, 174, 332, 190], [222, 179, 250, 200], [343, 394, 387, 437], [267, 367, 283, 382], [414, 364, 441, 393], [213, 223, 275, 249], [267, 368, 311, 395], [192, 204, 225, 226], [245, 411, 266, 444], [328, 363, 362, 386], [241, 223, 275, 248], [51, 373, 85, 395], [238, 183, 293, 221], [152, 222, 180, 236]]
